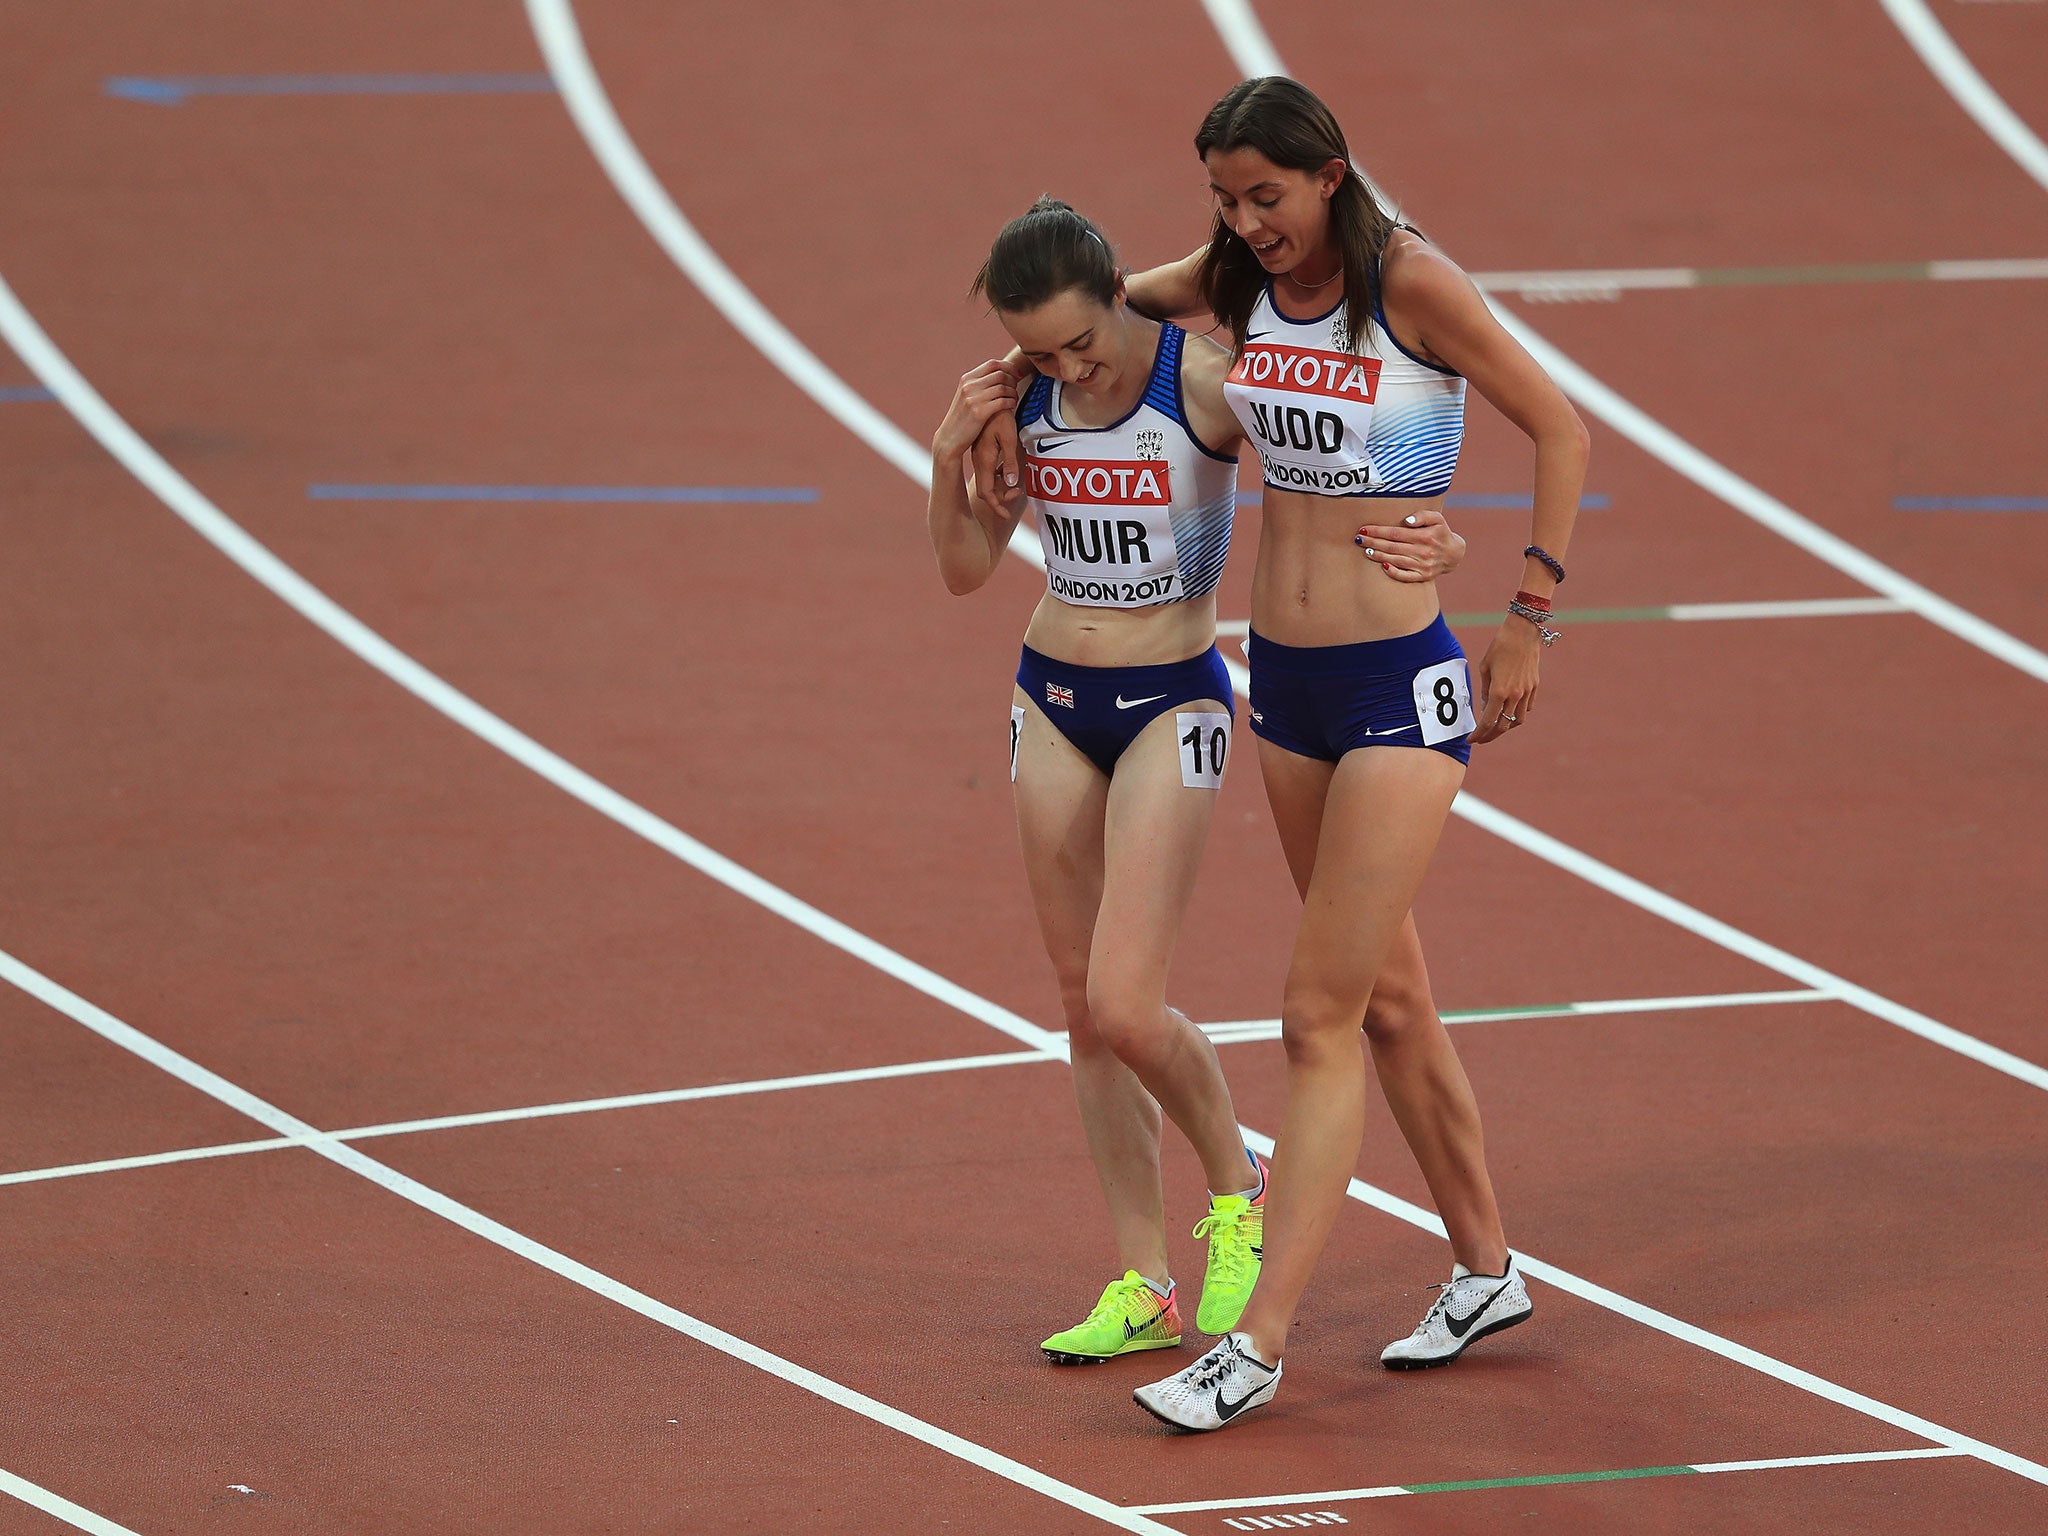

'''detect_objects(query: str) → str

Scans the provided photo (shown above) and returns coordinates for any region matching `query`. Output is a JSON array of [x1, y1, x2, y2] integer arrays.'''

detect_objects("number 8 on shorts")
[[1410, 658, 1473, 746]]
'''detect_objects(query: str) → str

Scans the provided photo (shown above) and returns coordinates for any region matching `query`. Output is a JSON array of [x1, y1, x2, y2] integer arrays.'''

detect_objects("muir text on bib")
[[1024, 453, 1185, 608]]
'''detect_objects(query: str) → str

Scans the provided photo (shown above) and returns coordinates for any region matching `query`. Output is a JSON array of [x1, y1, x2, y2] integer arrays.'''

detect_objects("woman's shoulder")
[[1379, 227, 1477, 311]]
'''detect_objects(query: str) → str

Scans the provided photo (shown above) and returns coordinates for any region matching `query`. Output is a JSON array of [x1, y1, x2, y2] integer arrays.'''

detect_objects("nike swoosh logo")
[[1116, 694, 1168, 710], [1035, 437, 1072, 452], [1124, 1314, 1156, 1341], [1214, 1375, 1267, 1421], [1246, 330, 1272, 341], [1443, 1280, 1511, 1339], [1367, 723, 1419, 736]]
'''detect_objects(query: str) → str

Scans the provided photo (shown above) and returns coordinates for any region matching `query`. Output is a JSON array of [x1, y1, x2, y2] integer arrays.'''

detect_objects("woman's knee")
[[1361, 974, 1436, 1047], [1083, 971, 1168, 1065], [1279, 983, 1368, 1066]]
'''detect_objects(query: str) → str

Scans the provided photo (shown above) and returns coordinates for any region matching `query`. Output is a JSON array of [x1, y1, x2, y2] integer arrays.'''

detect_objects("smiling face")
[[1204, 146, 1347, 278], [999, 284, 1129, 395]]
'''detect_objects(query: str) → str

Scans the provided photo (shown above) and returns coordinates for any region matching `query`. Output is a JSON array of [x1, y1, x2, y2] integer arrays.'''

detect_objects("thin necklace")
[[1283, 259, 1343, 291]]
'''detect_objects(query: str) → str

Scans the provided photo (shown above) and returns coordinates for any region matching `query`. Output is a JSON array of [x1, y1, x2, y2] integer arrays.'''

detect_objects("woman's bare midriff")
[[1022, 588, 1221, 669], [1250, 485, 1444, 647]]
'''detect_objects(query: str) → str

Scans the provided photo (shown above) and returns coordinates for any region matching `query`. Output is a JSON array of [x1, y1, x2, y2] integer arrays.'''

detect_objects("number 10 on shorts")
[[1177, 711, 1230, 789], [1411, 659, 1472, 746]]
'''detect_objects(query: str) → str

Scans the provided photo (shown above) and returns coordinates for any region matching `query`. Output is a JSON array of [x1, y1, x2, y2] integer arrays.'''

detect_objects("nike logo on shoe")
[[1442, 1280, 1511, 1339], [1123, 1314, 1159, 1341], [1116, 694, 1168, 710]]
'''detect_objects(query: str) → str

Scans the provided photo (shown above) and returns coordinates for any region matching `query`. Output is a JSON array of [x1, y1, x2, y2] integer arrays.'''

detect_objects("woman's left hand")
[[1355, 507, 1465, 583], [1468, 619, 1542, 744]]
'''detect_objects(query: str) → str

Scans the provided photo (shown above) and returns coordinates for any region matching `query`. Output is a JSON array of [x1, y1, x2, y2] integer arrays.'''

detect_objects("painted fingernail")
[[1383, 563, 1394, 573], [1363, 547, 1376, 559], [1354, 535, 1364, 545], [1404, 515, 1418, 526]]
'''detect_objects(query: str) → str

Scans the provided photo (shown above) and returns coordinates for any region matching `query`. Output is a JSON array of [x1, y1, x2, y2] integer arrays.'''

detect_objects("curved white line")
[[0, 947, 1175, 1536], [521, 0, 2043, 1095], [0, 270, 1061, 1065], [1202, 0, 2048, 685], [1882, 0, 2048, 194], [521, 0, 1046, 571]]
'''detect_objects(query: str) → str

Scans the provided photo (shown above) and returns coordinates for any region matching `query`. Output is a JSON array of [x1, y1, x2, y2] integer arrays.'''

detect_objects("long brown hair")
[[1193, 77, 1397, 355]]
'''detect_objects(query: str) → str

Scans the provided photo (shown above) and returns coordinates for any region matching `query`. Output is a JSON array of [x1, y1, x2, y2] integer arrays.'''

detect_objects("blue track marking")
[[1235, 489, 1609, 509], [0, 385, 56, 402], [1895, 495, 2048, 512], [104, 74, 557, 105], [307, 484, 817, 504]]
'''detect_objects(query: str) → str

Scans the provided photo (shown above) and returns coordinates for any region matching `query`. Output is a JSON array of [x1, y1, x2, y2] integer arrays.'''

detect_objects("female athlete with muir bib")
[[927, 197, 1469, 1370], [974, 80, 1590, 1429]]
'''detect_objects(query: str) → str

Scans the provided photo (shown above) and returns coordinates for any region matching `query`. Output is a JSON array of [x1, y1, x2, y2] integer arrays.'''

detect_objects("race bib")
[[1176, 711, 1230, 789], [1411, 659, 1472, 746]]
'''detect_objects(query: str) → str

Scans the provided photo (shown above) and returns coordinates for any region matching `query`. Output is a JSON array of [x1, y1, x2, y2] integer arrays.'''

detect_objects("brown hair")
[[969, 196, 1120, 312], [1193, 77, 1397, 354]]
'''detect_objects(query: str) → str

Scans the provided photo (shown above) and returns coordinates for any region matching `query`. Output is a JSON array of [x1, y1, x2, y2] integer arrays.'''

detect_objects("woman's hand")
[[969, 366, 1029, 517], [934, 360, 1019, 465], [1355, 508, 1466, 583], [1468, 618, 1542, 745]]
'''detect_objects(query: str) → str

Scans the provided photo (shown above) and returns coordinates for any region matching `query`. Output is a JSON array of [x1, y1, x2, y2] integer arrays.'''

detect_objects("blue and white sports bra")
[[1221, 275, 1467, 499], [1017, 323, 1238, 609]]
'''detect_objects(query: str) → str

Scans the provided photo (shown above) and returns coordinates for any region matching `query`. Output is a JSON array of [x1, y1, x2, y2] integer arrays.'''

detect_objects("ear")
[[1320, 157, 1348, 199]]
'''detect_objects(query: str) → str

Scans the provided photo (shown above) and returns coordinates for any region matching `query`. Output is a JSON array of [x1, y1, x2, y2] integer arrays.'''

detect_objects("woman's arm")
[[929, 361, 1028, 595], [1123, 249, 1209, 322], [1385, 242, 1591, 743]]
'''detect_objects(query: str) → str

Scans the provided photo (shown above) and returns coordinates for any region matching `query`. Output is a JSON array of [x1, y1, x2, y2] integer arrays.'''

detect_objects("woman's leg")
[[1012, 689, 1168, 1282], [1089, 701, 1256, 1200], [1364, 920, 1508, 1276], [1258, 742, 1508, 1276], [1235, 741, 1465, 1362]]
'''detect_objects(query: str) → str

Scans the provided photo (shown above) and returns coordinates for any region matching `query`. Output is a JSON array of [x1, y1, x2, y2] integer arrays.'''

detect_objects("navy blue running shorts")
[[1014, 644, 1234, 778], [1245, 614, 1474, 766]]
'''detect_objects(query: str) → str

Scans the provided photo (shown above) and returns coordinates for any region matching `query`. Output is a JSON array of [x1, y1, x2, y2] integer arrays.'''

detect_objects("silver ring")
[[1502, 712, 1519, 723]]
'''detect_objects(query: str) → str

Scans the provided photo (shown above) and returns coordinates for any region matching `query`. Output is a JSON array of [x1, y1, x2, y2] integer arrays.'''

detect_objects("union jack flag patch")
[[1046, 682, 1075, 709]]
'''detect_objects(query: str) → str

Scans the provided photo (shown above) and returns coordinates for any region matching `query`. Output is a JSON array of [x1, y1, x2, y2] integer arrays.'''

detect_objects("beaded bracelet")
[[1506, 599, 1561, 646], [1524, 545, 1566, 585]]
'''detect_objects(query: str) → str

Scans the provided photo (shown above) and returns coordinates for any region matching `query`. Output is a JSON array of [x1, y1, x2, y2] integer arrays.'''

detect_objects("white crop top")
[[1016, 322, 1238, 608], [1221, 278, 1466, 499]]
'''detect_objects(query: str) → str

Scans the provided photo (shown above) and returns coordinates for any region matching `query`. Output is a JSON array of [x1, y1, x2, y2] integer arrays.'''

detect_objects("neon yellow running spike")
[[1040, 1272, 1182, 1365], [1193, 1157, 1266, 1334]]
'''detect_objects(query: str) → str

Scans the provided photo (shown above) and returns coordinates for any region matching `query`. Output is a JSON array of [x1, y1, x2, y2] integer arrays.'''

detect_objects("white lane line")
[[0, 948, 1178, 1536], [1882, 0, 2048, 195], [1196, 987, 1829, 1042], [0, 1468, 145, 1536], [0, 1049, 1053, 1190], [0, 272, 1064, 1072], [1669, 597, 1908, 620], [513, 0, 1055, 571], [10, 952, 2048, 1495], [519, 0, 2046, 1096], [0, 989, 1825, 1191], [1200, 0, 2048, 686], [1132, 1445, 1968, 1515], [1219, 599, 1912, 635], [1472, 258, 2048, 298]]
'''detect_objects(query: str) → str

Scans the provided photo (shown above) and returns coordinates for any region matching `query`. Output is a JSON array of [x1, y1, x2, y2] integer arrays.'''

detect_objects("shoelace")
[[1181, 1342, 1244, 1394], [1089, 1279, 1156, 1328], [1192, 1207, 1252, 1283]]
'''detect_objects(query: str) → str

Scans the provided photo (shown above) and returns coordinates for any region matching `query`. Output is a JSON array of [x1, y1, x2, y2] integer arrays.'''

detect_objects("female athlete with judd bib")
[[928, 197, 1469, 1367], [975, 82, 1590, 1429]]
